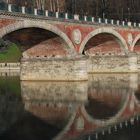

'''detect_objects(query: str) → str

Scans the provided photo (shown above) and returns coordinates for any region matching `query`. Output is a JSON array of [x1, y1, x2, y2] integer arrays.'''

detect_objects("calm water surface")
[[0, 73, 140, 140]]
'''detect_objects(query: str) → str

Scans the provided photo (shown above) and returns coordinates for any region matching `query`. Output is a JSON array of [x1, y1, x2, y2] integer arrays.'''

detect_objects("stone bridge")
[[0, 3, 140, 57], [1, 3, 140, 80]]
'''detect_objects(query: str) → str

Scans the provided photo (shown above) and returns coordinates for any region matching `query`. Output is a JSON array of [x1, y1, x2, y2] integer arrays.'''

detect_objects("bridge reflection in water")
[[0, 74, 140, 140]]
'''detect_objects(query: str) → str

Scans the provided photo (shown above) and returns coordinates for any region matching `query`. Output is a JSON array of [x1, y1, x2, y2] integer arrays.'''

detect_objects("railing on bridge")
[[0, 2, 140, 28]]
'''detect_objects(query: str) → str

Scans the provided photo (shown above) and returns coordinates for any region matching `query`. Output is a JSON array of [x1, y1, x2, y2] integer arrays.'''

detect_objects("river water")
[[0, 73, 140, 140]]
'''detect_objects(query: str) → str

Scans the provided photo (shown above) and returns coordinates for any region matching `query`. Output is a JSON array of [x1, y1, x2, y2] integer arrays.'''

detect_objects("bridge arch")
[[79, 27, 128, 55], [132, 34, 140, 52], [134, 87, 140, 105], [0, 20, 75, 54], [82, 91, 130, 125]]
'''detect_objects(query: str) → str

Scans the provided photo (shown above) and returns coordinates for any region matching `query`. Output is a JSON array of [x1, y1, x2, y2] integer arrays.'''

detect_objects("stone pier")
[[20, 54, 140, 81], [88, 54, 138, 73], [20, 56, 88, 81], [21, 81, 88, 102]]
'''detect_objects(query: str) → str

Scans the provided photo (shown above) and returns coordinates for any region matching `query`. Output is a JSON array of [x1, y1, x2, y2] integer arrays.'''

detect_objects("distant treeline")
[[1, 0, 140, 22], [66, 0, 140, 22]]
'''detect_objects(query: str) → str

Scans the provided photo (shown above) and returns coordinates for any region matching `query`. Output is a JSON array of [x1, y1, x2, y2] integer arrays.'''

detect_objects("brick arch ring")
[[81, 92, 129, 125], [79, 27, 129, 54], [132, 34, 140, 51], [0, 20, 75, 53]]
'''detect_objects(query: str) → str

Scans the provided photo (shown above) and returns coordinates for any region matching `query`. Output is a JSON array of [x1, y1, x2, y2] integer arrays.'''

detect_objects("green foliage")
[[0, 76, 21, 96], [0, 43, 22, 62]]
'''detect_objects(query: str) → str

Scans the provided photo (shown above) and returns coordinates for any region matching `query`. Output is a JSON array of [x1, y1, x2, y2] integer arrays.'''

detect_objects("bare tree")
[[49, 0, 53, 11], [56, 0, 59, 12], [1, 0, 140, 21]]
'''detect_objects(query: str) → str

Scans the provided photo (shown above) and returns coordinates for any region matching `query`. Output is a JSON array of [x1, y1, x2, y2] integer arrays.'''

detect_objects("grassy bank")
[[0, 43, 22, 62]]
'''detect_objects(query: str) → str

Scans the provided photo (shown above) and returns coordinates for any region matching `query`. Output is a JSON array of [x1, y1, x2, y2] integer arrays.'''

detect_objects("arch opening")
[[133, 39, 140, 53], [1, 27, 72, 62], [134, 84, 140, 103], [82, 33, 125, 56], [84, 74, 129, 122], [85, 91, 125, 120]]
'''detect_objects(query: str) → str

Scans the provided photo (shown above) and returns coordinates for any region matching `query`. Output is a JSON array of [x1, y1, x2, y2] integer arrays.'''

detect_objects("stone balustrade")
[[0, 3, 139, 28]]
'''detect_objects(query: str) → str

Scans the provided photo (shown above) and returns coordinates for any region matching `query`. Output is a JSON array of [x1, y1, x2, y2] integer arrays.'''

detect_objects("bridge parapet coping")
[[111, 19, 114, 24], [56, 12, 59, 18], [98, 18, 101, 23], [34, 8, 37, 15], [128, 22, 132, 27], [45, 10, 48, 17], [21, 6, 25, 14], [74, 14, 79, 20], [84, 16, 87, 21], [117, 20, 120, 25], [8, 4, 12, 12], [122, 21, 125, 26], [91, 17, 94, 22], [65, 13, 68, 19], [0, 3, 139, 29], [105, 19, 108, 24]]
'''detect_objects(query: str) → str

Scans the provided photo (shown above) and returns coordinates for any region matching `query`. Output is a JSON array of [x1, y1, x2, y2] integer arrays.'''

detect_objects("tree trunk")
[[56, 0, 59, 12], [50, 0, 53, 11]]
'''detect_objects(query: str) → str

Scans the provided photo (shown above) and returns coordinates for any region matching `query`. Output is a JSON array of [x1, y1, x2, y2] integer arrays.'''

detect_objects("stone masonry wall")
[[20, 54, 140, 81], [21, 81, 88, 102], [20, 56, 88, 81], [88, 55, 138, 73]]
